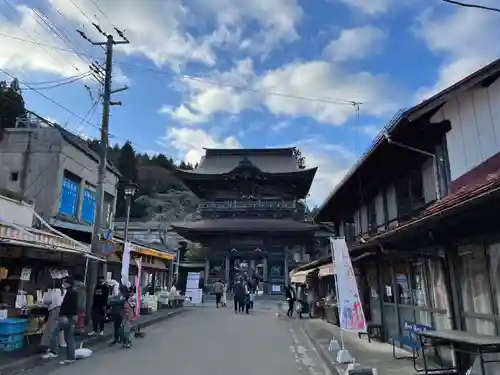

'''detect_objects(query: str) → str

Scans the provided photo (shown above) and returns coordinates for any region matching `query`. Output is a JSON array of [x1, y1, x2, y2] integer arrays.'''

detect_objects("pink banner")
[[135, 258, 142, 318]]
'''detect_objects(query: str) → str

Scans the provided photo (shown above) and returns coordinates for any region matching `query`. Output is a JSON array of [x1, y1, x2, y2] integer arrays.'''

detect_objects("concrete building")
[[0, 115, 120, 240]]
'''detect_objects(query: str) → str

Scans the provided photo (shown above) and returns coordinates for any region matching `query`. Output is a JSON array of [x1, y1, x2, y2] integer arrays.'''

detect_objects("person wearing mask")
[[42, 277, 78, 365], [108, 280, 127, 345], [121, 281, 134, 348], [285, 285, 296, 318], [88, 276, 109, 336], [40, 281, 66, 353], [73, 276, 86, 335], [232, 279, 245, 313], [213, 279, 224, 308]]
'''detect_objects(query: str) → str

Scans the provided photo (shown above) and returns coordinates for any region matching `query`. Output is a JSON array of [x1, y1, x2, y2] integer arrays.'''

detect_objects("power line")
[[0, 67, 101, 131], [22, 72, 92, 90], [0, 32, 366, 107], [90, 0, 116, 28], [441, 0, 500, 12], [23, 72, 90, 86], [0, 67, 151, 154], [1, 0, 82, 75]]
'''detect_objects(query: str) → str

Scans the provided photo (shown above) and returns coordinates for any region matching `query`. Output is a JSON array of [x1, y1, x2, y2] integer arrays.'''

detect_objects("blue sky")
[[1, 0, 500, 205]]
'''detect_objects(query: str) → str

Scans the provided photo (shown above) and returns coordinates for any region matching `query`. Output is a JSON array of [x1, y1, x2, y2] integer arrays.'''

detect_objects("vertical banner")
[[121, 242, 132, 285], [330, 238, 367, 333], [135, 257, 142, 319]]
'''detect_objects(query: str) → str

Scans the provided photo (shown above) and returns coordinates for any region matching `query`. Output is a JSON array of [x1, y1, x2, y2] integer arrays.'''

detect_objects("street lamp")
[[121, 180, 139, 242]]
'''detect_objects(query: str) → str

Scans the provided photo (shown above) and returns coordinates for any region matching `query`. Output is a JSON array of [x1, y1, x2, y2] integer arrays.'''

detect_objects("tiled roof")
[[56, 125, 121, 176]]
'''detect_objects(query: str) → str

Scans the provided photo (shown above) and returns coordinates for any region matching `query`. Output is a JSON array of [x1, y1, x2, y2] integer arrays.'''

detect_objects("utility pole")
[[79, 24, 129, 321]]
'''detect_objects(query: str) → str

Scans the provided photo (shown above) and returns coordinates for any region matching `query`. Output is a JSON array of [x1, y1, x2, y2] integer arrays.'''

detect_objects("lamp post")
[[122, 181, 139, 242]]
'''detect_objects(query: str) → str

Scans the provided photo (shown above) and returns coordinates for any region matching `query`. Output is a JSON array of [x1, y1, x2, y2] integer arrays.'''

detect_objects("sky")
[[1, 0, 500, 207]]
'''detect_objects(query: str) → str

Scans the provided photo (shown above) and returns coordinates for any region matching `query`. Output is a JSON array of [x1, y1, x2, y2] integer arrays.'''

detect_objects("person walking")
[[73, 276, 86, 335], [121, 281, 133, 348], [213, 279, 224, 308], [108, 280, 127, 345], [232, 279, 245, 313], [306, 283, 316, 318], [296, 283, 307, 319], [285, 285, 296, 318], [42, 277, 78, 365], [88, 276, 109, 336], [221, 282, 228, 307], [40, 281, 66, 353]]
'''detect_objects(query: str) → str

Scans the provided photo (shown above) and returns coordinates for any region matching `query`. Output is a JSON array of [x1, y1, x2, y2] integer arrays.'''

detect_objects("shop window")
[[394, 262, 411, 305], [427, 260, 449, 311], [381, 265, 394, 303], [458, 246, 492, 315], [410, 262, 427, 307], [487, 243, 500, 315]]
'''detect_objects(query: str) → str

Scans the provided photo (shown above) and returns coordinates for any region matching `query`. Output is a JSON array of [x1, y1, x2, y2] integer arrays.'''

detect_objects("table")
[[416, 330, 500, 375]]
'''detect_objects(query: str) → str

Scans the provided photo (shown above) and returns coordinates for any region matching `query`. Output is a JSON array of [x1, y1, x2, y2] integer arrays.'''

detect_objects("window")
[[409, 262, 427, 307], [9, 172, 18, 182], [487, 243, 500, 314], [367, 199, 377, 233], [81, 183, 96, 224], [458, 246, 492, 315], [395, 169, 425, 217], [59, 172, 80, 217]]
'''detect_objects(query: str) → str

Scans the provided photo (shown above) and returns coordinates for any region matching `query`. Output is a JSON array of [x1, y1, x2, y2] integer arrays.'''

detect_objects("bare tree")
[[441, 0, 500, 13]]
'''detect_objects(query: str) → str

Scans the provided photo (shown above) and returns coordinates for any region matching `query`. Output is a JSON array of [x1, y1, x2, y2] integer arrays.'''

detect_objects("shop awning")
[[112, 238, 175, 261], [0, 222, 105, 261], [291, 270, 308, 284], [318, 263, 335, 277]]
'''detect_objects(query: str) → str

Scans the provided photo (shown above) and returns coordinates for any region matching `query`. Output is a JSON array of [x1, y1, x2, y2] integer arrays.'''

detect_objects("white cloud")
[[0, 0, 305, 79], [337, 0, 391, 15], [414, 2, 500, 101], [162, 59, 399, 126], [194, 0, 303, 55], [0, 5, 89, 77], [355, 124, 382, 139], [48, 0, 216, 70], [159, 127, 241, 165], [295, 136, 356, 205], [323, 26, 386, 62]]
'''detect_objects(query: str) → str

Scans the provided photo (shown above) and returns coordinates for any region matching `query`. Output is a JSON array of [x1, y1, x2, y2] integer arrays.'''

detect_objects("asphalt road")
[[28, 301, 330, 375]]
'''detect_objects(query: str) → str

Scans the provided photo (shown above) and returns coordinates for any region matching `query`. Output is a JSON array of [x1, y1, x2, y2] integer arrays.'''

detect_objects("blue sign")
[[59, 178, 79, 216], [81, 186, 96, 224], [404, 321, 434, 333], [99, 240, 116, 257]]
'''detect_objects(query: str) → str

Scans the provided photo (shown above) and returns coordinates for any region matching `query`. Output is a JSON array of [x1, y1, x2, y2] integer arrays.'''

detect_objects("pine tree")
[[116, 141, 139, 217], [0, 79, 26, 139]]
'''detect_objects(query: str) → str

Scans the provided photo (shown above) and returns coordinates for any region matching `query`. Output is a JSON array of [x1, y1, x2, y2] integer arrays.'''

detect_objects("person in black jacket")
[[89, 276, 109, 336], [285, 285, 296, 318], [42, 277, 78, 364]]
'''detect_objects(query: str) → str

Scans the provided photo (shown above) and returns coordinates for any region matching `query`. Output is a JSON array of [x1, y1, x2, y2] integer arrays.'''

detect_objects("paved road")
[[29, 301, 330, 375]]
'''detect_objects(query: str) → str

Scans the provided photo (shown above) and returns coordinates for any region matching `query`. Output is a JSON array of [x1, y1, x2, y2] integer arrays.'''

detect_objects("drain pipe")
[[383, 131, 441, 201]]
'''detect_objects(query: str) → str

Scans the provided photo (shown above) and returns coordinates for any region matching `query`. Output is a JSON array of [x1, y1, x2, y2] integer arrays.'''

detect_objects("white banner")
[[330, 237, 367, 333], [135, 257, 142, 318], [186, 272, 200, 290], [121, 242, 132, 285]]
